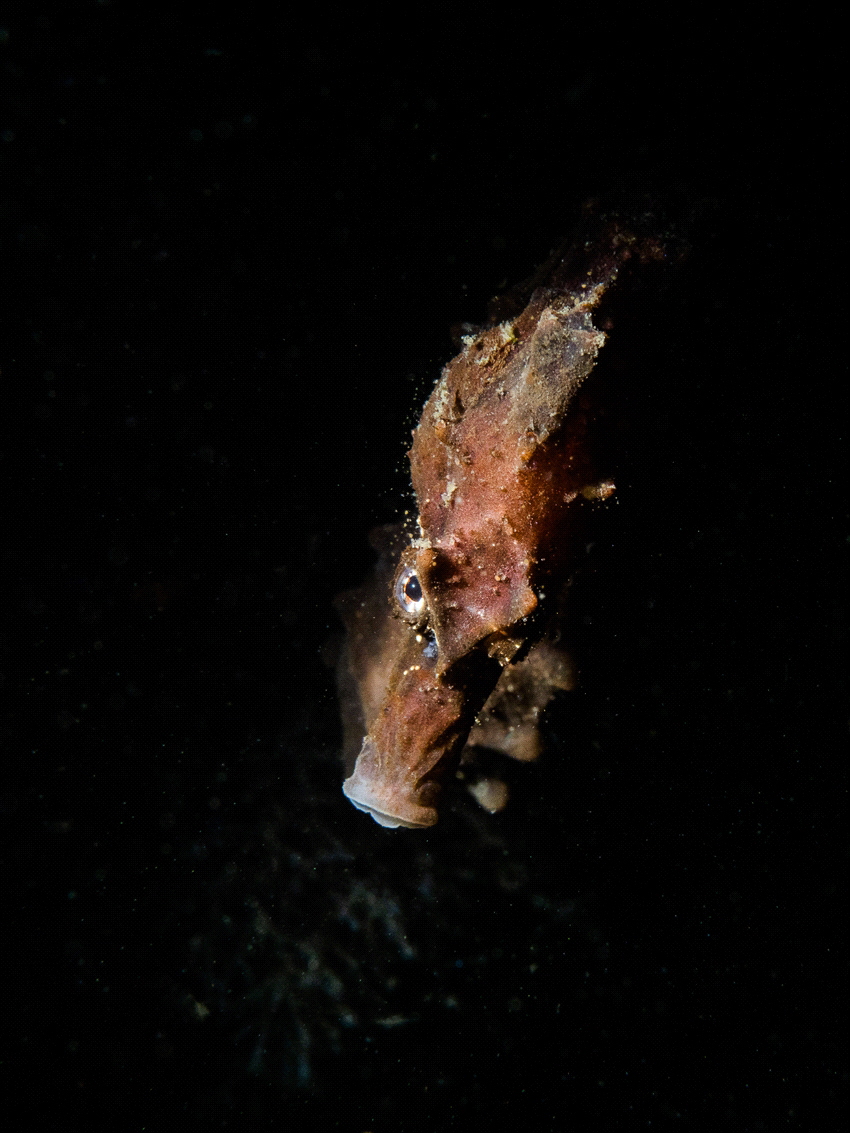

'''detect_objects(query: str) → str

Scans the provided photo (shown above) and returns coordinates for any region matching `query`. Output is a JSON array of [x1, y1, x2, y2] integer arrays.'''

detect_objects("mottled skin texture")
[[339, 220, 668, 827], [335, 526, 576, 824]]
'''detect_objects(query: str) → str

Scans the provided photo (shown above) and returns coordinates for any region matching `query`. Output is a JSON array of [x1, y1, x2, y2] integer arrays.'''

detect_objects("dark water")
[[3, 8, 843, 1130]]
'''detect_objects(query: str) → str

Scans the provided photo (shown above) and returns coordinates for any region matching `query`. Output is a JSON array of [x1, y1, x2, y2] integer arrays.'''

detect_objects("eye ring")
[[394, 566, 426, 619]]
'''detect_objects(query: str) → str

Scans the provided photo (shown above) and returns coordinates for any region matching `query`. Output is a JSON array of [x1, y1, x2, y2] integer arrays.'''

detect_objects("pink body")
[[338, 221, 665, 827]]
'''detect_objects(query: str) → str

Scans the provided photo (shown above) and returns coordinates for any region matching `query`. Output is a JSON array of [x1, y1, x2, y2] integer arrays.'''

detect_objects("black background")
[[3, 6, 845, 1131]]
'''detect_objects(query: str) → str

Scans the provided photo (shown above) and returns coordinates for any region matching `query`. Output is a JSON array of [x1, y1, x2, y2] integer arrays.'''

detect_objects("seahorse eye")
[[395, 566, 426, 618]]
